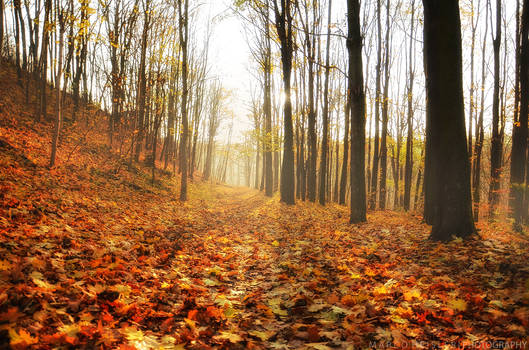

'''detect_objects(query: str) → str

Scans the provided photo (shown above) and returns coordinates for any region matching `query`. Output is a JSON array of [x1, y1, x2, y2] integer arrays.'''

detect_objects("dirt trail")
[[171, 186, 529, 349]]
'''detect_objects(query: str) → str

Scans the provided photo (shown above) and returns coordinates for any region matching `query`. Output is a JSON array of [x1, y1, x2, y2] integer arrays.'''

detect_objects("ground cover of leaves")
[[0, 62, 529, 349]]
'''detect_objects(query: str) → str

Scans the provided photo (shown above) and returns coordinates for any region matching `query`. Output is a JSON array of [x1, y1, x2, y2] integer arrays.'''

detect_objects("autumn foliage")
[[0, 63, 528, 349]]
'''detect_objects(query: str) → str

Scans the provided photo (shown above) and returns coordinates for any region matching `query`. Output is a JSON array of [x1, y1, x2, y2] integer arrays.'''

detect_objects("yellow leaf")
[[217, 331, 243, 343], [122, 326, 144, 342], [448, 298, 467, 312], [374, 285, 389, 295], [272, 240, 280, 247], [58, 324, 81, 339], [403, 289, 422, 301], [32, 278, 57, 291], [248, 330, 271, 341], [390, 315, 409, 324]]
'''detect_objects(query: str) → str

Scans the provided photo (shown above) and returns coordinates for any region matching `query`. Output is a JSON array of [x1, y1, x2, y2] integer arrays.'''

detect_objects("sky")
[[206, 0, 254, 143]]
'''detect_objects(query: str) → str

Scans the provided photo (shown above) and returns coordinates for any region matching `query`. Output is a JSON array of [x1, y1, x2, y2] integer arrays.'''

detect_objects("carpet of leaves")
[[1, 62, 529, 349]]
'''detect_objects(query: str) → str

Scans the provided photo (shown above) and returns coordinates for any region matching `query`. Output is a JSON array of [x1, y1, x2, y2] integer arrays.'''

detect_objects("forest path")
[[171, 185, 529, 349], [175, 185, 355, 348]]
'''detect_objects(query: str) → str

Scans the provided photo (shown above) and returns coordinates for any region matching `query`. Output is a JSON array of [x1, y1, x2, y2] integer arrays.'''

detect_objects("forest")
[[0, 0, 528, 348]]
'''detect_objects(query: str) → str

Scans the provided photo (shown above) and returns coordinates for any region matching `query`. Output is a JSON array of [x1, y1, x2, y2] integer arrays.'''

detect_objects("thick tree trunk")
[[422, 0, 476, 241]]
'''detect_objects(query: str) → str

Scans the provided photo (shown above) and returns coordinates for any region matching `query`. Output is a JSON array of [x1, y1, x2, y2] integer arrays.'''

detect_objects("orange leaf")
[[187, 309, 198, 321]]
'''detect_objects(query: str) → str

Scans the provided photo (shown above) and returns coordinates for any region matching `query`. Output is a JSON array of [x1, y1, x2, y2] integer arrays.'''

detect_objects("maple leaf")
[[416, 311, 430, 324]]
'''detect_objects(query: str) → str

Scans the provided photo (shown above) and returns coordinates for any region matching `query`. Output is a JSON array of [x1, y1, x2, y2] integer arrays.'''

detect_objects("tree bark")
[[319, 0, 332, 206], [135, 0, 150, 162], [489, 0, 502, 218], [50, 5, 65, 168], [347, 0, 366, 223], [403, 0, 415, 211], [379, 0, 390, 210], [178, 0, 189, 201], [370, 0, 382, 210], [422, 0, 476, 241], [274, 0, 295, 205], [511, 0, 528, 229]]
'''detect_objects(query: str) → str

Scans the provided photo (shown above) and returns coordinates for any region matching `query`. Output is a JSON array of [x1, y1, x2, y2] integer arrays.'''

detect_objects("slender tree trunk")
[[50, 7, 64, 168], [274, 0, 295, 205], [511, 0, 528, 229], [370, 0, 382, 210], [472, 0, 488, 220], [0, 0, 4, 58], [414, 156, 423, 211], [333, 113, 340, 202], [403, 0, 415, 211], [489, 0, 502, 218], [319, 0, 332, 205], [303, 2, 317, 203], [178, 0, 189, 201], [379, 0, 390, 210], [339, 91, 350, 205], [348, 0, 366, 223], [264, 7, 274, 197], [135, 0, 150, 162], [35, 0, 51, 122]]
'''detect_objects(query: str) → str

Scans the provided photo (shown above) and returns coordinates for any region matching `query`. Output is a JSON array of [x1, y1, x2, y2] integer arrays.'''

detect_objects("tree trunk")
[[348, 0, 367, 223], [489, 0, 502, 218], [0, 0, 4, 58], [422, 0, 476, 241], [50, 6, 64, 168], [379, 0, 390, 210], [274, 0, 295, 205], [339, 90, 350, 205], [319, 0, 332, 206], [511, 0, 528, 229], [472, 0, 487, 220], [35, 0, 51, 122], [403, 0, 415, 211], [370, 0, 382, 210], [264, 7, 274, 197], [135, 0, 150, 162], [178, 0, 189, 201]]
